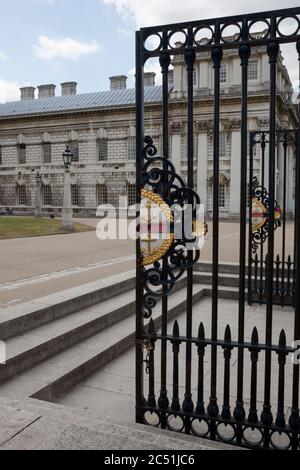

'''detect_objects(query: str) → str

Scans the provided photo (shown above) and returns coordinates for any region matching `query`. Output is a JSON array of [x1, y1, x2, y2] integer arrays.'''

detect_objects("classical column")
[[170, 122, 183, 174], [228, 120, 241, 216], [35, 172, 42, 218], [195, 121, 211, 212]]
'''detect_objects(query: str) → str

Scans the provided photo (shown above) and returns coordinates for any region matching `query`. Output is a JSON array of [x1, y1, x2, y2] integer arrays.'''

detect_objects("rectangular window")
[[43, 185, 52, 206], [128, 137, 136, 160], [248, 60, 258, 81], [219, 183, 226, 208], [71, 185, 79, 206], [193, 69, 197, 86], [98, 139, 108, 161], [17, 185, 27, 205], [220, 64, 227, 84], [0, 146, 2, 165], [69, 141, 79, 162], [43, 143, 52, 164], [127, 184, 136, 206], [96, 184, 108, 205], [18, 144, 26, 164], [219, 132, 227, 158]]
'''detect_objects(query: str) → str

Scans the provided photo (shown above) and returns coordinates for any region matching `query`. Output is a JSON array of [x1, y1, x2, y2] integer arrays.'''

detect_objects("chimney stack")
[[37, 84, 56, 99], [61, 82, 77, 96], [109, 75, 127, 91], [20, 87, 35, 101], [144, 72, 156, 87]]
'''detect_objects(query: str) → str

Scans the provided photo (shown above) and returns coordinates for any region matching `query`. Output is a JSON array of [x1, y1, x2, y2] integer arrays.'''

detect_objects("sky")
[[0, 0, 298, 103]]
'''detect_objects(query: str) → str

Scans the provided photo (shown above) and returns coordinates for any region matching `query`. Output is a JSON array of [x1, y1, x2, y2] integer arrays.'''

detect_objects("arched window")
[[43, 185, 52, 206], [96, 184, 108, 206]]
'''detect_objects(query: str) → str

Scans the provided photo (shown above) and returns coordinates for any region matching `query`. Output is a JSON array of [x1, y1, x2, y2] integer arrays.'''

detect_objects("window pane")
[[69, 141, 79, 162], [43, 143, 52, 164], [96, 184, 108, 205], [127, 184, 136, 206], [99, 139, 108, 161], [17, 185, 27, 205], [219, 132, 226, 158], [71, 185, 79, 206], [219, 183, 225, 208], [18, 144, 26, 164], [128, 137, 136, 160], [220, 64, 227, 83], [43, 185, 52, 205], [248, 60, 258, 81]]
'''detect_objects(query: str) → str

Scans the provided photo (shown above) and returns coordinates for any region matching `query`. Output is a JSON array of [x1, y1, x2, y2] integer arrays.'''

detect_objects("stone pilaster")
[[170, 122, 183, 174]]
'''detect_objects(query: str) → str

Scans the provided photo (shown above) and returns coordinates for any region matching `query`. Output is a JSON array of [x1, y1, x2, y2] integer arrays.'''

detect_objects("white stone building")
[[0, 44, 297, 218]]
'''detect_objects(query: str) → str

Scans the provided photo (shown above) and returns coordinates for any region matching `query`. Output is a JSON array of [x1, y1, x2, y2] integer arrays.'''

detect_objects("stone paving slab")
[[0, 397, 238, 450]]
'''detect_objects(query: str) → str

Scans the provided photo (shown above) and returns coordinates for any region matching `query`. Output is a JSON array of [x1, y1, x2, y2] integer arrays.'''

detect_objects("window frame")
[[43, 142, 52, 164], [69, 140, 79, 163], [17, 185, 27, 205], [98, 138, 108, 162], [18, 144, 26, 165], [42, 185, 52, 206], [127, 137, 136, 161], [71, 184, 79, 206]]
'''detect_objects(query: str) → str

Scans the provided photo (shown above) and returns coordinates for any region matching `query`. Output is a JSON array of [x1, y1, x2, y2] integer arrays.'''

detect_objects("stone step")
[[0, 284, 206, 402], [0, 271, 136, 340], [0, 396, 236, 450], [0, 288, 136, 383]]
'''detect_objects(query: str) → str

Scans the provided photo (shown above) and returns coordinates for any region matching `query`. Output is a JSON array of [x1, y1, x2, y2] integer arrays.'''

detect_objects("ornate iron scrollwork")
[[251, 176, 281, 254], [141, 136, 202, 318]]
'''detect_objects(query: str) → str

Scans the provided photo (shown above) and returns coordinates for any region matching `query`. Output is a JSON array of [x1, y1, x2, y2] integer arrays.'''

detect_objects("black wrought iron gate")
[[136, 7, 300, 450]]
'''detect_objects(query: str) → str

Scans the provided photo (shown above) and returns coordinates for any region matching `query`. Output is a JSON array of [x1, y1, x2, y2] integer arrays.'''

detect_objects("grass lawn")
[[0, 217, 94, 239]]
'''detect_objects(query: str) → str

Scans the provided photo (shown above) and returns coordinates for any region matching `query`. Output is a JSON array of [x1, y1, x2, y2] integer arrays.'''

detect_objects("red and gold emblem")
[[140, 189, 174, 266]]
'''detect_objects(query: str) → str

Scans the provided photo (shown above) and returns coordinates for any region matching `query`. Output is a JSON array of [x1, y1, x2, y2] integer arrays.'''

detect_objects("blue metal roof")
[[0, 86, 163, 118]]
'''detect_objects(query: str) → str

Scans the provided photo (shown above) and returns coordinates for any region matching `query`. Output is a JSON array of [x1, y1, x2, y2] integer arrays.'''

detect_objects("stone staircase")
[[0, 263, 240, 404]]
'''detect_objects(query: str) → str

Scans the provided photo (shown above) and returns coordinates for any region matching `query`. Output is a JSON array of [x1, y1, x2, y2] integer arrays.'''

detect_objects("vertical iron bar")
[[171, 321, 181, 412], [248, 132, 255, 305], [289, 39, 300, 449], [207, 24, 222, 425], [135, 30, 145, 424], [147, 319, 157, 408], [158, 29, 171, 422], [234, 39, 250, 435], [275, 330, 287, 428], [261, 28, 279, 435], [260, 134, 267, 304], [281, 132, 288, 305], [248, 327, 260, 424], [222, 325, 233, 420], [182, 27, 196, 428], [196, 323, 206, 415]]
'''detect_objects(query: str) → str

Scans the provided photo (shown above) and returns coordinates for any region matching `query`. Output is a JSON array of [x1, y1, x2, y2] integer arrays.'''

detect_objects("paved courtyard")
[[0, 219, 295, 308]]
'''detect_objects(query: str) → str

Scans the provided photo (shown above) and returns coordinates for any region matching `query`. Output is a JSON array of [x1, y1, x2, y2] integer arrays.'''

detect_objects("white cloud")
[[101, 0, 298, 28], [0, 52, 7, 61], [34, 36, 100, 61], [0, 79, 22, 103]]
